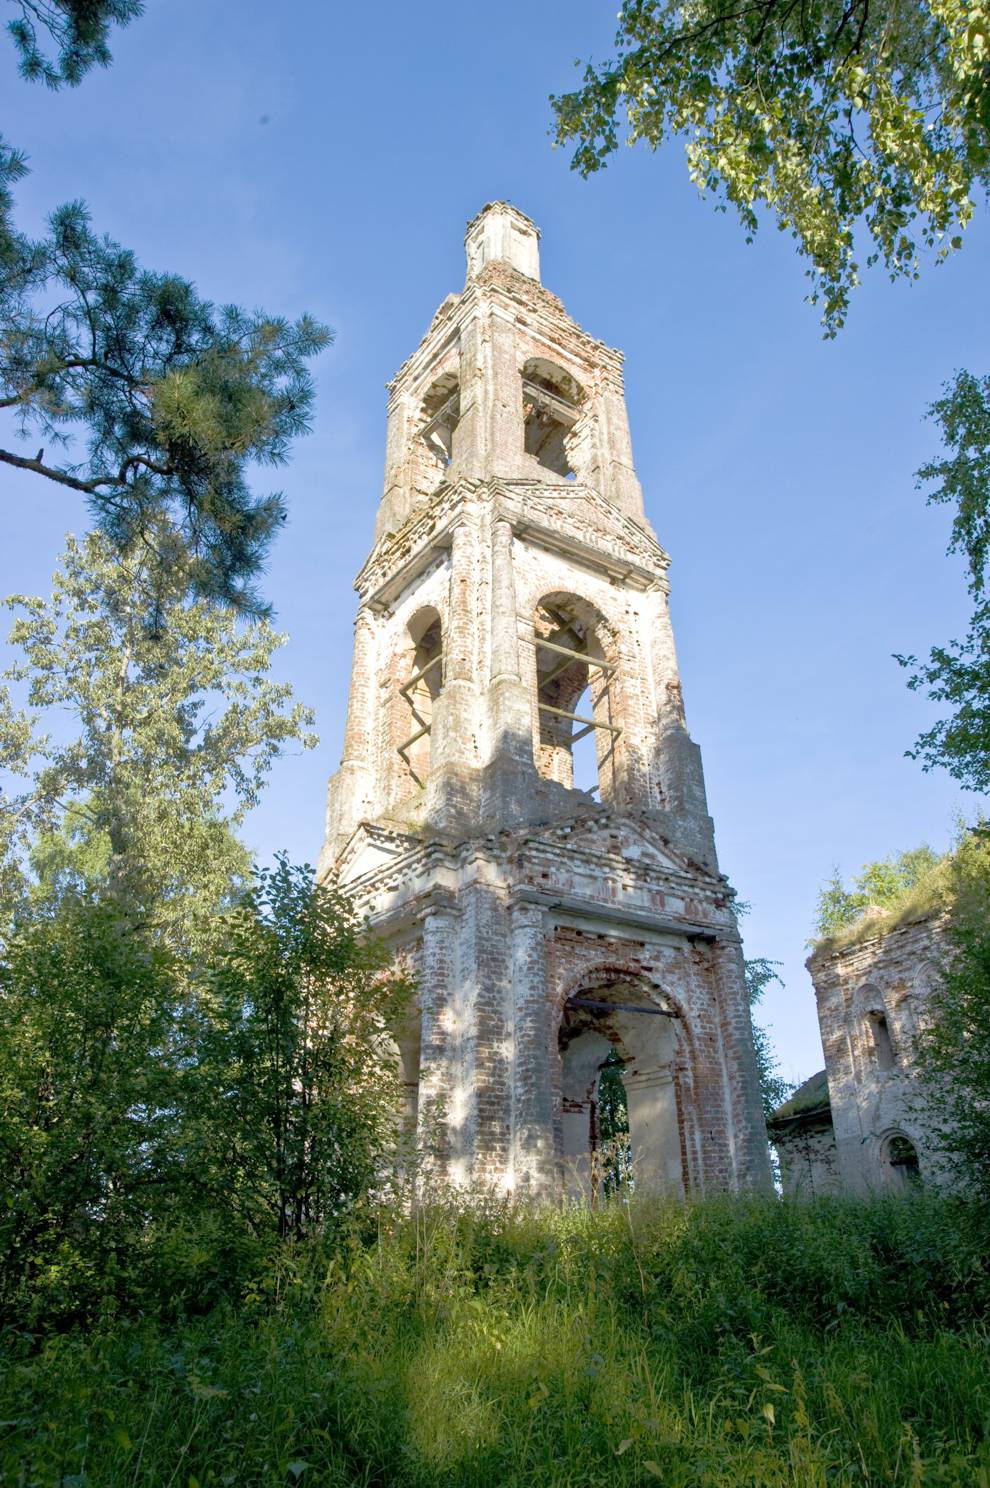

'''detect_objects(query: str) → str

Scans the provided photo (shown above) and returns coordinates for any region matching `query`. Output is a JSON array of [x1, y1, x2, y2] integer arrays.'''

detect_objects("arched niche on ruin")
[[855, 982, 897, 1073], [878, 1128, 922, 1192], [557, 970, 687, 1204]]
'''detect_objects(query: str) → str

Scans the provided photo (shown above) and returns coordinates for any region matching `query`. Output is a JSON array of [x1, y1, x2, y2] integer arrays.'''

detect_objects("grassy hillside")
[[2, 1195, 989, 1487]]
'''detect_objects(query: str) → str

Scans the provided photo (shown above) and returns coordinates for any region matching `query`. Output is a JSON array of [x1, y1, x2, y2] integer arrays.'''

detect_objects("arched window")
[[521, 358, 583, 479], [866, 1008, 896, 1071], [397, 608, 443, 786], [532, 595, 620, 800], [412, 374, 460, 498], [882, 1132, 921, 1190]]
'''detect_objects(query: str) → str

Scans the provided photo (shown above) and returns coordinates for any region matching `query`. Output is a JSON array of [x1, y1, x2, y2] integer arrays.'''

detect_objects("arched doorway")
[[558, 974, 685, 1203]]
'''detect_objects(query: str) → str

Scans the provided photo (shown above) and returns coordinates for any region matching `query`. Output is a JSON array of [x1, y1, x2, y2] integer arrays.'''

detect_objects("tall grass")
[[2, 1194, 989, 1486]]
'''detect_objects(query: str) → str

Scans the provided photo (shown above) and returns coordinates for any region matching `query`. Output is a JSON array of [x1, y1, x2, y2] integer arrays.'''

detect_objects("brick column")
[[342, 607, 377, 764], [426, 523, 479, 826], [417, 902, 458, 1182], [510, 901, 555, 1198], [490, 518, 520, 683], [709, 936, 773, 1192], [482, 516, 535, 823], [648, 590, 716, 863], [321, 607, 378, 866], [446, 522, 477, 684]]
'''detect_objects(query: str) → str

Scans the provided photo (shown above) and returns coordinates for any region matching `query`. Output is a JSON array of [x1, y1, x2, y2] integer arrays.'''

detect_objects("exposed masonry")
[[319, 202, 771, 1200], [775, 914, 951, 1196]]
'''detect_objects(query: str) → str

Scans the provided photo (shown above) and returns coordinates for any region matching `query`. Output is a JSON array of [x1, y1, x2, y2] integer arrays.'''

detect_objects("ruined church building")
[[319, 203, 770, 1200]]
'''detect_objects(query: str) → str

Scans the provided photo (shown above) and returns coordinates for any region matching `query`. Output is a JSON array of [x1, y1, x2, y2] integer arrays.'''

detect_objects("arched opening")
[[533, 595, 620, 800], [381, 1008, 422, 1171], [521, 358, 583, 479], [882, 1131, 921, 1191], [412, 373, 460, 498], [397, 608, 443, 786], [558, 975, 684, 1204], [866, 1008, 896, 1071]]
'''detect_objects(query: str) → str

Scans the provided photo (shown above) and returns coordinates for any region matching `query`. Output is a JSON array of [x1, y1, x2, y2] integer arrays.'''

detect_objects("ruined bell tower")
[[319, 203, 770, 1198]]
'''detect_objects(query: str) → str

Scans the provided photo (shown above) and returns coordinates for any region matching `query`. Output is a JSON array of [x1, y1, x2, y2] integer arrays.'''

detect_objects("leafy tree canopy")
[[189, 857, 410, 1243], [899, 371, 990, 789], [551, 0, 990, 333], [814, 845, 943, 937], [744, 955, 794, 1117], [0, 529, 317, 934]]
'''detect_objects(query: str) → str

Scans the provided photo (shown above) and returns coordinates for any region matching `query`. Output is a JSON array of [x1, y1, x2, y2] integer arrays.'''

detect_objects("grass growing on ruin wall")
[[811, 858, 953, 953], [3, 1194, 990, 1487]]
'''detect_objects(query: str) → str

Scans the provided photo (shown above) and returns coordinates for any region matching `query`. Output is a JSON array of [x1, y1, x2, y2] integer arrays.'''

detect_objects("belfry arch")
[[521, 358, 584, 479], [412, 372, 460, 498], [533, 593, 620, 801], [558, 970, 688, 1202], [396, 606, 444, 789]]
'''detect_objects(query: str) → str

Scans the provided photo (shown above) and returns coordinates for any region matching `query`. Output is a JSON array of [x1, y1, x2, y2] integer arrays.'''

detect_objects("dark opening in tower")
[[558, 977, 684, 1204], [413, 373, 460, 498], [533, 596, 619, 799], [521, 359, 583, 479], [397, 608, 443, 786]]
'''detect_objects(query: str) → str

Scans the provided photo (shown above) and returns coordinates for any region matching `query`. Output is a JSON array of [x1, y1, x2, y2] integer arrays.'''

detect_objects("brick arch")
[[553, 960, 694, 1199], [853, 981, 896, 1072], [531, 591, 624, 800], [410, 364, 460, 501], [392, 603, 445, 795]]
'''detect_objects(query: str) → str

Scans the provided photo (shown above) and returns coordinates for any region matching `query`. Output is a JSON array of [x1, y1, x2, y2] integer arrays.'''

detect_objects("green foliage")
[[0, 529, 316, 934], [813, 845, 944, 938], [6, 1, 142, 88], [899, 371, 990, 790], [0, 895, 183, 1325], [2, 1195, 989, 1484], [1, 0, 330, 612], [0, 206, 331, 612], [596, 1048, 632, 1195], [914, 827, 990, 1194], [0, 862, 410, 1325], [188, 856, 411, 1242], [551, 0, 990, 333], [744, 957, 794, 1118]]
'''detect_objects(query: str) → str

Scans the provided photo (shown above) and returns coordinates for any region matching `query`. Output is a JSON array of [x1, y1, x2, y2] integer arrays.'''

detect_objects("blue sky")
[[2, 0, 986, 1085]]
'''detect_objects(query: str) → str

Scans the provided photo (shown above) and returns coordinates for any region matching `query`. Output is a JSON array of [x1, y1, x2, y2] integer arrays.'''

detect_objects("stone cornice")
[[355, 477, 670, 608]]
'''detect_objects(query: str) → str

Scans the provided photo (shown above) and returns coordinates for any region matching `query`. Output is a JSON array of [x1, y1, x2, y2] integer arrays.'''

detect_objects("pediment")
[[334, 821, 422, 886], [519, 811, 712, 881], [511, 487, 669, 580]]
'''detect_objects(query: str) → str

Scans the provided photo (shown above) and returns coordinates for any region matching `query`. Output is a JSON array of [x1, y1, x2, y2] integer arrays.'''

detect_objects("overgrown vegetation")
[[745, 957, 794, 1117], [0, 536, 409, 1328], [812, 845, 948, 944], [2, 1195, 988, 1486], [913, 828, 990, 1195]]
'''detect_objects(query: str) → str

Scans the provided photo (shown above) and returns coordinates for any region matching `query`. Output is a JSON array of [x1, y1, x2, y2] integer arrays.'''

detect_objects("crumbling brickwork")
[[319, 203, 771, 1200], [804, 915, 948, 1193]]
